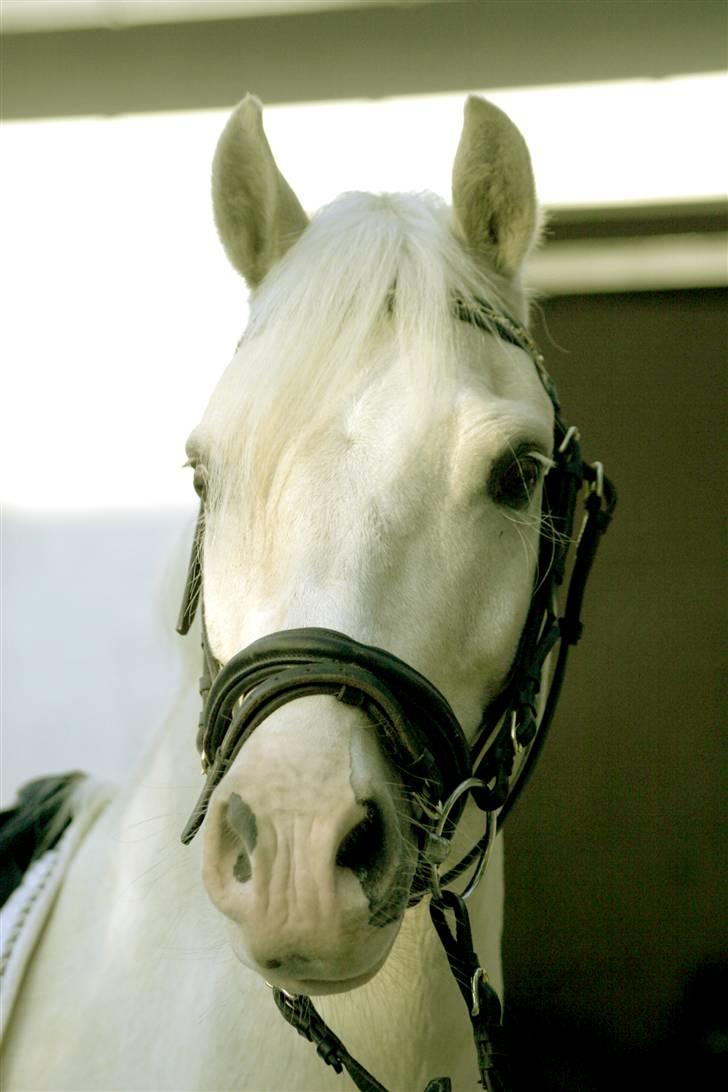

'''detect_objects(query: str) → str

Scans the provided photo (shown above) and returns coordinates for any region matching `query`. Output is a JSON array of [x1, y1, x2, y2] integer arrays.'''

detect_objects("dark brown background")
[[505, 284, 726, 1091]]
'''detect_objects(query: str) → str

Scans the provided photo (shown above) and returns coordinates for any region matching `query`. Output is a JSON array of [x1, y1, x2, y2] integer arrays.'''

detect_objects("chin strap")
[[429, 892, 510, 1092], [272, 990, 390, 1092], [271, 889, 508, 1092]]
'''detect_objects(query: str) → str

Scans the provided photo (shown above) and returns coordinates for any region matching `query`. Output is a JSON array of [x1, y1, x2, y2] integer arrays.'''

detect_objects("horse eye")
[[192, 464, 208, 501], [489, 452, 543, 510]]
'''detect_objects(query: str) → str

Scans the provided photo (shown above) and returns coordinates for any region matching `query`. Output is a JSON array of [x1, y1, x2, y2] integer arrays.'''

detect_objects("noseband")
[[176, 300, 616, 1092]]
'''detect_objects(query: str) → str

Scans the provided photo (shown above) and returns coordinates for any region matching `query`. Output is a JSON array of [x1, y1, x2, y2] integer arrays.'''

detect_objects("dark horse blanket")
[[0, 773, 110, 1038], [1, 773, 87, 908]]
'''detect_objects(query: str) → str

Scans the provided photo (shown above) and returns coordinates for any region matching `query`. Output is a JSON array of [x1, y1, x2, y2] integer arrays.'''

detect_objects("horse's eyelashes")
[[488, 450, 544, 511], [192, 464, 208, 500]]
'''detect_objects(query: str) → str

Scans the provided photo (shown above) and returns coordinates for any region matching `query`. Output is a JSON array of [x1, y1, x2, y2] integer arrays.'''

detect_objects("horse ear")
[[452, 95, 538, 279], [212, 95, 309, 286]]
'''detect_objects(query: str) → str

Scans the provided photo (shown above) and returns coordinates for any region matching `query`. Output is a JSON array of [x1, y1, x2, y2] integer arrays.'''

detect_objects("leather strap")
[[176, 507, 204, 637], [272, 991, 389, 1092], [430, 892, 510, 1092], [272, 990, 453, 1092]]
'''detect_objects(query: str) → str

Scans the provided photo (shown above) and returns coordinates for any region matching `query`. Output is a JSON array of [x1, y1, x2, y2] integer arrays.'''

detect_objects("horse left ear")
[[452, 96, 538, 279], [212, 94, 309, 286]]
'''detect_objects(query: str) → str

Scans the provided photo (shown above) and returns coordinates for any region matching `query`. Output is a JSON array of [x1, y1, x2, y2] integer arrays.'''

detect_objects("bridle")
[[176, 300, 616, 1092]]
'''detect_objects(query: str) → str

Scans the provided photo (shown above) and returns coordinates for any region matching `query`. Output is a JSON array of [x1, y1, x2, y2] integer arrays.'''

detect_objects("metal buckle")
[[558, 424, 580, 454], [590, 460, 604, 499], [471, 967, 489, 1016], [266, 983, 295, 1000], [510, 710, 524, 756]]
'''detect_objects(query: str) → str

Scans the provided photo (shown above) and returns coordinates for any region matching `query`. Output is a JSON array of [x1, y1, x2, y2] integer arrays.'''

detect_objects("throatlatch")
[[176, 299, 616, 1092]]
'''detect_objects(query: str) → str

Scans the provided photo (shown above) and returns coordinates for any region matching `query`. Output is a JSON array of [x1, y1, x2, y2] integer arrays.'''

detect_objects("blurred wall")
[[2, 511, 197, 801]]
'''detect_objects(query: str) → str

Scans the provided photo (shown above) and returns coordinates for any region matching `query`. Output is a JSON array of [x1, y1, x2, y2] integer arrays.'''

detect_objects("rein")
[[176, 301, 616, 1091]]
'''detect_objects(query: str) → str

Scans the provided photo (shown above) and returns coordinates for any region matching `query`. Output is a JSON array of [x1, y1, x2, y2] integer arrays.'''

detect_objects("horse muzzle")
[[200, 693, 419, 993]]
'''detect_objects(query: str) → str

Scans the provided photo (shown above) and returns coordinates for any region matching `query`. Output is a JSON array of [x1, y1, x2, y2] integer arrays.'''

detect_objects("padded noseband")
[[181, 627, 471, 847]]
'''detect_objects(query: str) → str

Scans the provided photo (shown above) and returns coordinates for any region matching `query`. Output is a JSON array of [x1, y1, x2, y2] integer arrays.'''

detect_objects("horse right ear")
[[451, 95, 538, 280], [212, 95, 309, 286]]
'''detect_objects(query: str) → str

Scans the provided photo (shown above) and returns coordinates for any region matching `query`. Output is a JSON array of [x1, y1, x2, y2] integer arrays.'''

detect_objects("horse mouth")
[[263, 953, 390, 997], [241, 934, 397, 997]]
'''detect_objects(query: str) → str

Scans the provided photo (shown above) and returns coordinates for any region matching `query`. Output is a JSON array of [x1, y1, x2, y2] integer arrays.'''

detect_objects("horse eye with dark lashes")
[[192, 464, 208, 500], [488, 449, 545, 510]]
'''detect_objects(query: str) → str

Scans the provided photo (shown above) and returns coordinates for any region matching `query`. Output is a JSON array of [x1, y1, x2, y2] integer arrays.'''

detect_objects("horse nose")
[[210, 793, 393, 978], [200, 696, 415, 984], [203, 788, 393, 926], [214, 792, 387, 890]]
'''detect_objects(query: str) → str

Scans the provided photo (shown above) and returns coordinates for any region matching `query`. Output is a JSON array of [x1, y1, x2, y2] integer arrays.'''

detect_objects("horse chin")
[[227, 920, 401, 997]]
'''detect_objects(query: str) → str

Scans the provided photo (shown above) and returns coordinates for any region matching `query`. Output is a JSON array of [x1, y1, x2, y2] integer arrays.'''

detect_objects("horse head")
[[186, 96, 552, 997]]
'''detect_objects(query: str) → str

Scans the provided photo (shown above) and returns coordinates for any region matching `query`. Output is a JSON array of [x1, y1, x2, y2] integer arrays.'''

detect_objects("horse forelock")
[[199, 191, 528, 522]]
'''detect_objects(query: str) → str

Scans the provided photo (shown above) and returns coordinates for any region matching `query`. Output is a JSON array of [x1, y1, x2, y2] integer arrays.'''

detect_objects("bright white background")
[[2, 77, 725, 801]]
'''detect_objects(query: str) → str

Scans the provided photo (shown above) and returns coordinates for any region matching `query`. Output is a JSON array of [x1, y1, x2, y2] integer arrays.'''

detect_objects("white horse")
[[2, 95, 558, 1091]]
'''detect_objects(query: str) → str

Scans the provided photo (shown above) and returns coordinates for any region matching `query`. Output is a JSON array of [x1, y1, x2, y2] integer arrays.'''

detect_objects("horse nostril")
[[335, 799, 385, 881]]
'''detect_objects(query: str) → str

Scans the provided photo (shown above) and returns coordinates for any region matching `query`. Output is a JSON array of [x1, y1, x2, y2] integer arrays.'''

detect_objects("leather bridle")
[[176, 300, 616, 1092]]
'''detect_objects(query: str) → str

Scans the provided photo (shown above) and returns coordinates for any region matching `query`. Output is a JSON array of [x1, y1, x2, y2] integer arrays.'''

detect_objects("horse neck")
[[67, 677, 215, 947], [121, 676, 208, 864]]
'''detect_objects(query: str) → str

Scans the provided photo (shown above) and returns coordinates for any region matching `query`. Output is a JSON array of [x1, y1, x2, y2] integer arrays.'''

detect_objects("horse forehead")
[[344, 349, 552, 460], [196, 321, 552, 505], [351, 321, 542, 407]]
